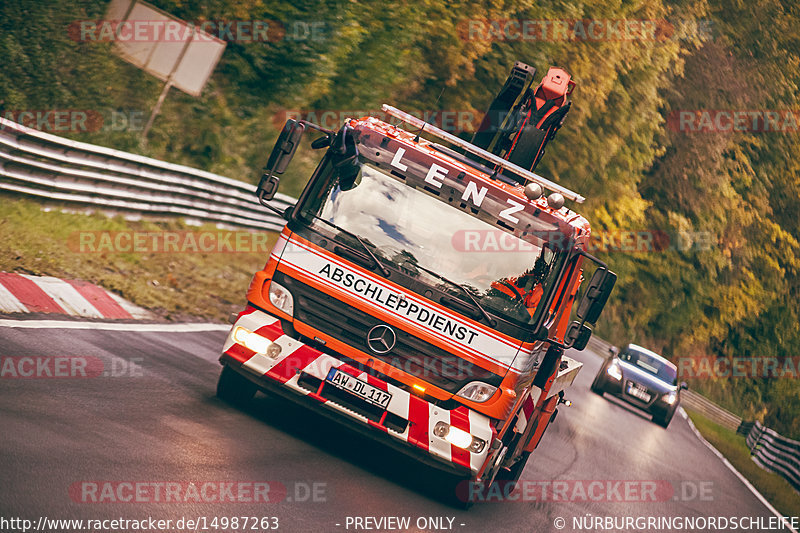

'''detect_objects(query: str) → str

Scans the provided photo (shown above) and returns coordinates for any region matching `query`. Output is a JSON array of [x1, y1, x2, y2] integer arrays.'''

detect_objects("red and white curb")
[[0, 273, 151, 320]]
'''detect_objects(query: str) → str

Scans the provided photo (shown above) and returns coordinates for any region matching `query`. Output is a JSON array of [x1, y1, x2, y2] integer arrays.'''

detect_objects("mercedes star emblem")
[[366, 324, 397, 354]]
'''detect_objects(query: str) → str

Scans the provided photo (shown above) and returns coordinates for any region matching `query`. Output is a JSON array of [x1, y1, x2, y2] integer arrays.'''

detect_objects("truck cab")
[[217, 62, 616, 503]]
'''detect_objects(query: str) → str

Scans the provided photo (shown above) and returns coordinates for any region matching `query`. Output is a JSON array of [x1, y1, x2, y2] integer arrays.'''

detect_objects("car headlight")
[[268, 280, 294, 316], [663, 391, 678, 405], [606, 361, 622, 381], [232, 326, 282, 358], [432, 421, 486, 453], [455, 381, 497, 403]]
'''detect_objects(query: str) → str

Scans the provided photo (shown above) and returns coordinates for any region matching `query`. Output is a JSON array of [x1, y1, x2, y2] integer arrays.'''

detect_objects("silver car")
[[591, 343, 687, 428]]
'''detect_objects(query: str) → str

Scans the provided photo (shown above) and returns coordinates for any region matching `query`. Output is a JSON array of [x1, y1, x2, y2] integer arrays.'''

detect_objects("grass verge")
[[0, 194, 278, 321], [685, 408, 800, 519]]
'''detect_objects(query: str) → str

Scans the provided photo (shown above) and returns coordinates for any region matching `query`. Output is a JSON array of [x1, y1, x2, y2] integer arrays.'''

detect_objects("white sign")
[[105, 0, 226, 96]]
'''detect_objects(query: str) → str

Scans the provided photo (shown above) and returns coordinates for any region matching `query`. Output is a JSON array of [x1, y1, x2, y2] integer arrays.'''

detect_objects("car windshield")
[[297, 158, 565, 326], [619, 347, 677, 385]]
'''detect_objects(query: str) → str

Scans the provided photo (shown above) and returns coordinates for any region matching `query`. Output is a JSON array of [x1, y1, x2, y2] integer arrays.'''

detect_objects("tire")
[[217, 365, 257, 406], [451, 477, 476, 510], [654, 410, 674, 429], [495, 451, 530, 485], [456, 451, 530, 508], [590, 373, 605, 395]]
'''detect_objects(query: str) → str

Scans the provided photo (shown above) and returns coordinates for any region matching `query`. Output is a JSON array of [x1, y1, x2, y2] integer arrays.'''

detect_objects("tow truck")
[[217, 61, 616, 503]]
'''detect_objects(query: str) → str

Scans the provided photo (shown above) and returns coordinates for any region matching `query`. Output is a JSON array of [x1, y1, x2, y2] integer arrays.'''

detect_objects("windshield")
[[297, 158, 565, 326], [619, 348, 677, 385]]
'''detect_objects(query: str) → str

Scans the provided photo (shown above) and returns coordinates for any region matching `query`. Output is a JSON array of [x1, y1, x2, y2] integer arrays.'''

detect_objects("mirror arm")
[[257, 188, 291, 216], [298, 120, 334, 137], [577, 248, 608, 269]]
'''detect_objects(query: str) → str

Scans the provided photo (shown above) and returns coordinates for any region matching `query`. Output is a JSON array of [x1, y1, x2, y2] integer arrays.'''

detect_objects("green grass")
[[686, 408, 800, 519], [0, 194, 278, 321]]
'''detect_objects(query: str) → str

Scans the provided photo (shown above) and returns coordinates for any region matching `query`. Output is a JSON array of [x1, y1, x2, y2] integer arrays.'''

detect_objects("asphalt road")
[[0, 318, 784, 533]]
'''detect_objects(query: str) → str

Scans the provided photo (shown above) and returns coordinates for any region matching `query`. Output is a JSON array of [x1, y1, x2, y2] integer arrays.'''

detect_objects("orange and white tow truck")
[[217, 61, 616, 503]]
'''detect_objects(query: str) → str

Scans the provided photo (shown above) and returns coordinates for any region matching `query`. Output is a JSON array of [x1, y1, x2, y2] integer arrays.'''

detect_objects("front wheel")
[[217, 365, 257, 406], [590, 373, 606, 395], [653, 410, 674, 428], [459, 449, 531, 507], [494, 450, 530, 485]]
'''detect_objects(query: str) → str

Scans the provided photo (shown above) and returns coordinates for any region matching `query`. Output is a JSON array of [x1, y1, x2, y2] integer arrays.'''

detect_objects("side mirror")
[[576, 268, 617, 324], [257, 119, 306, 203], [680, 382, 688, 391], [311, 134, 332, 149], [565, 321, 592, 350], [267, 119, 305, 174]]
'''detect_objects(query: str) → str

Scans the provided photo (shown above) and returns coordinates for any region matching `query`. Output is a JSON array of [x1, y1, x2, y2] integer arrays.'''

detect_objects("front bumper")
[[219, 307, 494, 476], [603, 377, 676, 417]]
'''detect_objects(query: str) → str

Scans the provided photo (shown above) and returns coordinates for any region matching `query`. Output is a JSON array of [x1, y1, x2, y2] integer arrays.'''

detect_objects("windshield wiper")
[[313, 217, 391, 277], [410, 261, 497, 327]]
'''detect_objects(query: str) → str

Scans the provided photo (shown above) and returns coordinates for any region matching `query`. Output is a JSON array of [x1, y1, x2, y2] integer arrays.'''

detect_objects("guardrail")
[[0, 117, 292, 231], [745, 421, 800, 491], [679, 390, 742, 431]]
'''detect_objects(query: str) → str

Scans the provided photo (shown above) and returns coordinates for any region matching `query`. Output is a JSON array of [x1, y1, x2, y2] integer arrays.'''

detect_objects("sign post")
[[104, 0, 227, 141]]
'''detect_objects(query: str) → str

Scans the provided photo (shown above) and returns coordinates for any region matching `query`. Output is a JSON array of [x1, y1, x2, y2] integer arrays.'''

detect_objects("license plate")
[[627, 383, 651, 402], [325, 368, 392, 409]]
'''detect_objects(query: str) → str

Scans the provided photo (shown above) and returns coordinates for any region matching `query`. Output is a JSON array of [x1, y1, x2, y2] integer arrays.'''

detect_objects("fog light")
[[266, 342, 282, 359], [233, 326, 281, 358], [433, 421, 486, 453], [468, 437, 486, 454], [663, 391, 678, 405], [433, 421, 449, 438]]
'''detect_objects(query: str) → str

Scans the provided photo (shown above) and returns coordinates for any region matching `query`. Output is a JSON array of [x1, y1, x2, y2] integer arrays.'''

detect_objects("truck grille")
[[275, 271, 504, 393]]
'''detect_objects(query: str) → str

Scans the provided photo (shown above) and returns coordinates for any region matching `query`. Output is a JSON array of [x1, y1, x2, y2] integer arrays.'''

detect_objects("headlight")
[[433, 421, 486, 453], [455, 381, 497, 403], [663, 391, 678, 405], [606, 360, 622, 381], [268, 280, 294, 316], [233, 326, 282, 358]]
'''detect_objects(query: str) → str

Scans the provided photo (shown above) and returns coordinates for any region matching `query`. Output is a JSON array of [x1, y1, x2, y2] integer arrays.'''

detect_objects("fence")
[[745, 421, 800, 491], [0, 117, 291, 231]]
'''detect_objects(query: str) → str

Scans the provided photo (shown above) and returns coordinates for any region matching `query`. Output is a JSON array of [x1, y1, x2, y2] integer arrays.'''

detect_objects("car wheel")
[[654, 410, 674, 429], [217, 365, 257, 406], [495, 450, 530, 486], [590, 373, 605, 395], [458, 450, 530, 507], [452, 476, 476, 510]]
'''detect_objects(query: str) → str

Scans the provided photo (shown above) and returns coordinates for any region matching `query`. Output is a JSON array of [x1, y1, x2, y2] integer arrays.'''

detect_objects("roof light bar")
[[381, 104, 585, 203]]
